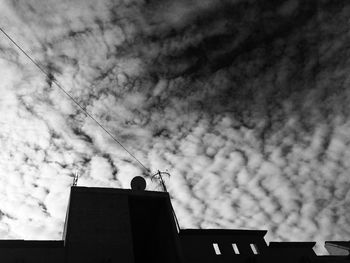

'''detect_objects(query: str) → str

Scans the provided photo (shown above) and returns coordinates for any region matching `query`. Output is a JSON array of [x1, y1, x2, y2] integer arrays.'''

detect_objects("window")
[[213, 243, 221, 255], [232, 243, 240, 254], [250, 243, 259, 254]]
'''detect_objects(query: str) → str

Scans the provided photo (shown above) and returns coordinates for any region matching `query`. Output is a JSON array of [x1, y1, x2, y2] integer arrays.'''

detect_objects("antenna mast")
[[72, 170, 79, 186], [152, 170, 170, 192], [152, 170, 180, 232]]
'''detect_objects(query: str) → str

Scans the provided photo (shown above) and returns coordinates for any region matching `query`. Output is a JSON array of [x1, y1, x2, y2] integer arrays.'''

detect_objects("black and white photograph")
[[0, 0, 349, 262]]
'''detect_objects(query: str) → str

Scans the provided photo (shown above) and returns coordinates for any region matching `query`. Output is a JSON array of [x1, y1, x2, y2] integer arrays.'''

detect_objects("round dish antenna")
[[130, 176, 146, 191]]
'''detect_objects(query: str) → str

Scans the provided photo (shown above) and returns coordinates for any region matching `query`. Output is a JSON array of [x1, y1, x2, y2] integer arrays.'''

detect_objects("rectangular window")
[[232, 243, 240, 254], [250, 243, 259, 254], [213, 243, 221, 255]]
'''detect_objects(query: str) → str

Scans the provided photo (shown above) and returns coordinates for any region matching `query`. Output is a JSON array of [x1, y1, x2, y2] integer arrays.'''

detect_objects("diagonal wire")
[[0, 27, 151, 175]]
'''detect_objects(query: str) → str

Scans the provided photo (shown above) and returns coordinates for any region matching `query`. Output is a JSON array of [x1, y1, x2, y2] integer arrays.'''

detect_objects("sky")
[[0, 0, 349, 254]]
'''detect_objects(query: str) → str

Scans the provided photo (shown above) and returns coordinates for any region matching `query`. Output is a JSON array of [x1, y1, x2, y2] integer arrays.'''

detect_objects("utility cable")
[[0, 27, 151, 175]]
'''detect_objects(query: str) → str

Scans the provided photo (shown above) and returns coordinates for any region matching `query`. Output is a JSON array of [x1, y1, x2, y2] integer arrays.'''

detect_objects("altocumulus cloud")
[[0, 0, 349, 254]]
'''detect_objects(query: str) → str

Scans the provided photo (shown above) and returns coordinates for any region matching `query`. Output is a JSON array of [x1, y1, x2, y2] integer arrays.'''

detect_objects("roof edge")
[[180, 228, 268, 237], [269, 242, 316, 248]]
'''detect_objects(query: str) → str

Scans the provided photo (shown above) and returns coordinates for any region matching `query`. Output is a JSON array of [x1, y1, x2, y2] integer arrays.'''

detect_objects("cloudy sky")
[[0, 0, 349, 254]]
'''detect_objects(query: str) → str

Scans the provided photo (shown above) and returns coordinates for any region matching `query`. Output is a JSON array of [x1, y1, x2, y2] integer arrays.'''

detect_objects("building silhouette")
[[0, 177, 349, 262]]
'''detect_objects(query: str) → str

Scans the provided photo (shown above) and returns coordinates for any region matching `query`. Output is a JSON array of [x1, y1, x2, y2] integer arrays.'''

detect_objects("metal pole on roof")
[[152, 170, 180, 232]]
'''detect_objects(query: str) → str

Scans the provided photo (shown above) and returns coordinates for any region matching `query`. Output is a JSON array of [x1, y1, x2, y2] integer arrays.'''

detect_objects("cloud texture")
[[0, 0, 350, 254]]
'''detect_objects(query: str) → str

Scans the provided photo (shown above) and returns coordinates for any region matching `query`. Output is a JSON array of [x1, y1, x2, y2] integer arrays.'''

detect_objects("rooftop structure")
[[0, 177, 349, 262]]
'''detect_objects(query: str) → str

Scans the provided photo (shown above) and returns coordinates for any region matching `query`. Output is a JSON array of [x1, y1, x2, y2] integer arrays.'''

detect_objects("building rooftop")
[[0, 177, 348, 262]]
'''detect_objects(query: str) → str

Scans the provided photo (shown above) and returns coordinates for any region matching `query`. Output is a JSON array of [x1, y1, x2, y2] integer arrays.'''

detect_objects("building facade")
[[0, 181, 349, 262]]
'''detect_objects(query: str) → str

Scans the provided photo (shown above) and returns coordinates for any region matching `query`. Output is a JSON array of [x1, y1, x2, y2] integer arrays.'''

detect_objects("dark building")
[[0, 178, 349, 262]]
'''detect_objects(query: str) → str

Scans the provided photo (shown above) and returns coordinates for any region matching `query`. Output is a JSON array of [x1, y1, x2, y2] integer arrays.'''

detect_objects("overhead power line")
[[0, 27, 151, 175]]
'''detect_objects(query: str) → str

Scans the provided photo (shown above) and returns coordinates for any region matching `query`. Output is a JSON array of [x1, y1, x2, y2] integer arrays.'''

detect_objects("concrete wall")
[[0, 240, 64, 263], [64, 187, 135, 263], [180, 229, 268, 263], [64, 187, 182, 263]]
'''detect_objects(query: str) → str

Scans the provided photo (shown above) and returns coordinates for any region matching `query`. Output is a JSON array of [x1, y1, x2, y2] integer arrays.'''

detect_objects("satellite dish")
[[130, 176, 146, 191]]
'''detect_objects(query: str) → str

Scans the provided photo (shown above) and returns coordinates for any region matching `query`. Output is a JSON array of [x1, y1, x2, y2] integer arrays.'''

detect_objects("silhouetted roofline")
[[0, 240, 64, 248], [180, 229, 268, 237], [269, 242, 316, 248], [318, 255, 350, 258], [70, 186, 169, 197]]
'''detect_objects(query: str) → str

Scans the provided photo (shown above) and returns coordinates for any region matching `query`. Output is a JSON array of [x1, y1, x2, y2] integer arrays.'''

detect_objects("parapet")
[[180, 228, 268, 262]]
